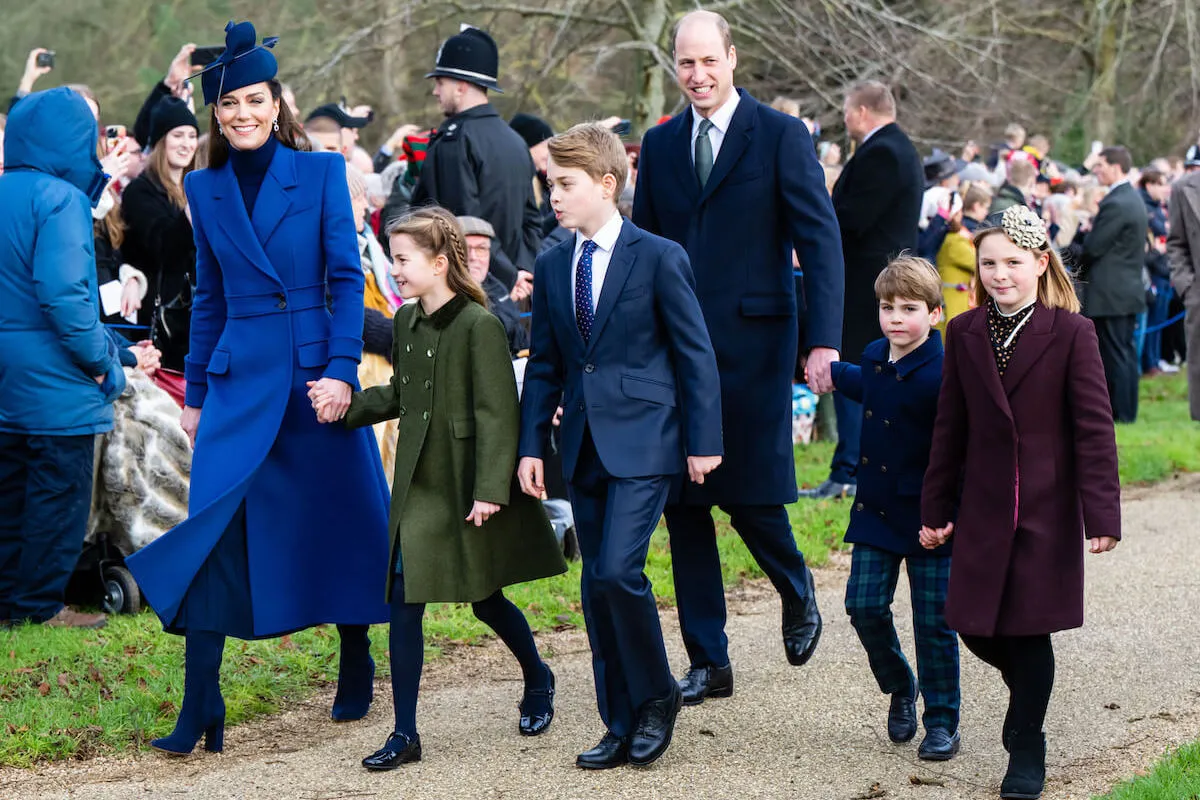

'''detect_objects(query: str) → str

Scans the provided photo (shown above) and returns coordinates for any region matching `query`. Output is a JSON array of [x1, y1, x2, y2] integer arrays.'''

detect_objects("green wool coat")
[[345, 294, 567, 603]]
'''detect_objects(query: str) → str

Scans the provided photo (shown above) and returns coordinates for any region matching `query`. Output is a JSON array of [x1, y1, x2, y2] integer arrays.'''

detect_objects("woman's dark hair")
[[206, 79, 309, 169]]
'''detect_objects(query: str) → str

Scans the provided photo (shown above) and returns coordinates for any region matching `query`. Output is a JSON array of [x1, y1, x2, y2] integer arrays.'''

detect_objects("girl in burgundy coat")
[[920, 205, 1121, 800]]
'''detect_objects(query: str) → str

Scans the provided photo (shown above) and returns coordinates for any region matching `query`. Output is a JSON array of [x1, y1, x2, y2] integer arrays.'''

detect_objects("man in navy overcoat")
[[632, 10, 845, 703]]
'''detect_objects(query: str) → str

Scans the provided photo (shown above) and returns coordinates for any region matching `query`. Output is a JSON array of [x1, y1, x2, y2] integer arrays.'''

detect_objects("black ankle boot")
[[151, 631, 227, 756], [1000, 732, 1046, 799]]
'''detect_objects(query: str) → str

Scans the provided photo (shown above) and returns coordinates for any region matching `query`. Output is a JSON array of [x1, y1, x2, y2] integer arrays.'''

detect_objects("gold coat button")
[[401, 376, 410, 385], [426, 349, 434, 358], [424, 379, 432, 390], [399, 406, 407, 416], [406, 344, 413, 353], [422, 411, 430, 421]]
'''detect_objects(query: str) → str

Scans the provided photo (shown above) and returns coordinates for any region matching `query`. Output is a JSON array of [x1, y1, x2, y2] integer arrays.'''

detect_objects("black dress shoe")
[[918, 727, 961, 761], [679, 663, 733, 706], [628, 685, 683, 767], [362, 732, 422, 771], [782, 574, 822, 666], [797, 479, 856, 500], [519, 666, 555, 736], [887, 692, 918, 743], [576, 731, 628, 770]]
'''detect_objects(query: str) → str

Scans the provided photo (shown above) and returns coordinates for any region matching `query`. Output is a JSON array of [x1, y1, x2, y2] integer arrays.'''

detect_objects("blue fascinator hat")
[[196, 21, 279, 106]]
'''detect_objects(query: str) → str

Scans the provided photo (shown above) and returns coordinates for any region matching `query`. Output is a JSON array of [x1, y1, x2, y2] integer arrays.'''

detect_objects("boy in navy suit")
[[518, 123, 722, 770], [828, 257, 961, 761]]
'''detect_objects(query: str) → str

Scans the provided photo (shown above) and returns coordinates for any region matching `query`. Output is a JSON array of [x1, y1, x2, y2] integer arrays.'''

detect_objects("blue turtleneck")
[[228, 134, 278, 216]]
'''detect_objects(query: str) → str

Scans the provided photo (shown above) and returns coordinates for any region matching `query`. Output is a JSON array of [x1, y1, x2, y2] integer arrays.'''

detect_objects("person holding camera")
[[9, 48, 55, 111]]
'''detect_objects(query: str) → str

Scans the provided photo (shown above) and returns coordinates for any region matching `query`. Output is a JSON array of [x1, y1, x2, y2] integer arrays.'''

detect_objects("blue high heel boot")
[[331, 624, 375, 722], [151, 630, 226, 755]]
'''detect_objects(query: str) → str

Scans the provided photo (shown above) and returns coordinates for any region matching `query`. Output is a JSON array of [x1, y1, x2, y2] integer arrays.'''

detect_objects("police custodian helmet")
[[425, 26, 503, 93]]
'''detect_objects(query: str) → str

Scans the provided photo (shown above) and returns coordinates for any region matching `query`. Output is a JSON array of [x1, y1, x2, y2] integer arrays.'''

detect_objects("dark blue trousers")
[[665, 503, 813, 669], [569, 430, 674, 738], [1142, 277, 1172, 373], [830, 392, 862, 485], [0, 433, 96, 623], [845, 544, 959, 731]]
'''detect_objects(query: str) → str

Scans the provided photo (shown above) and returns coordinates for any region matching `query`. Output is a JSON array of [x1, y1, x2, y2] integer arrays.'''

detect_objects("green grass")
[[2, 375, 1193, 768], [0, 442, 848, 767], [1094, 740, 1200, 799]]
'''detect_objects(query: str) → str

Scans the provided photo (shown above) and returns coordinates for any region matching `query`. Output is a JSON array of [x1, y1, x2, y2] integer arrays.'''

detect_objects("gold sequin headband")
[[1000, 204, 1048, 250]]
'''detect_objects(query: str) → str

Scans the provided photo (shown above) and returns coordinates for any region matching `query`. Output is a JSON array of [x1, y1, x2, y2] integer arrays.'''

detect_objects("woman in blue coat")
[[126, 21, 392, 755]]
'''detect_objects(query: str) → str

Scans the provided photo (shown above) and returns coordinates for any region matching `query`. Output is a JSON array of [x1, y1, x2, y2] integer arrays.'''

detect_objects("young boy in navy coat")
[[828, 257, 961, 761], [518, 123, 723, 770]]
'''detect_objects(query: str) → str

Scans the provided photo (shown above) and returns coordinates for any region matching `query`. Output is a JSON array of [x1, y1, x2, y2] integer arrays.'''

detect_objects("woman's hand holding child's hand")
[[306, 379, 352, 423], [920, 522, 954, 549], [466, 500, 501, 527]]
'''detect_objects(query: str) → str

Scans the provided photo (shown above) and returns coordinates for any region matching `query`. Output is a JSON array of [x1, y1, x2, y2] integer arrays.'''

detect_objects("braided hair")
[[386, 206, 488, 308]]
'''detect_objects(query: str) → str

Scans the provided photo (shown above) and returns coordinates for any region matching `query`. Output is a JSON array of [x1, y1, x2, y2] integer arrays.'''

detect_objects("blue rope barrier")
[[106, 324, 151, 332], [1143, 310, 1186, 335]]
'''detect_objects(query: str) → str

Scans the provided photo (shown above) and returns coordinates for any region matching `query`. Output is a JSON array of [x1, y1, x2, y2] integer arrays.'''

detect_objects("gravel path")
[[4, 476, 1199, 800]]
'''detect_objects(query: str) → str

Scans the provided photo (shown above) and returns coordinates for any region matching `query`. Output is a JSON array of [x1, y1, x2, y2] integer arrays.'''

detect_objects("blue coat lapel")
[[252, 145, 297, 249], [210, 160, 280, 284], [699, 90, 757, 205], [586, 221, 639, 353]]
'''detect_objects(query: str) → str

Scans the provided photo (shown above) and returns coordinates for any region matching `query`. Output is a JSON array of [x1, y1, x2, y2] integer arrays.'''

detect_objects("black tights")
[[960, 634, 1055, 737]]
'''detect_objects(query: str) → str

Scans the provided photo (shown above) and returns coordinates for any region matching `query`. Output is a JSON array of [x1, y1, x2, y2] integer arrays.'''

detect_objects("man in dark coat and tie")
[[633, 9, 845, 704], [1077, 145, 1149, 423], [801, 81, 923, 500]]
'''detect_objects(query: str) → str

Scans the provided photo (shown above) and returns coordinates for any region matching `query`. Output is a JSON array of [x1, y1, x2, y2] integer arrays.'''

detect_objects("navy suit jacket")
[[518, 219, 722, 481], [633, 90, 844, 505], [831, 332, 948, 556]]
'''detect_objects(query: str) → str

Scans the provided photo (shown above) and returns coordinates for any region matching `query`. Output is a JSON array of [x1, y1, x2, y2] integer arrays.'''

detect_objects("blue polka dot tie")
[[575, 239, 598, 343]]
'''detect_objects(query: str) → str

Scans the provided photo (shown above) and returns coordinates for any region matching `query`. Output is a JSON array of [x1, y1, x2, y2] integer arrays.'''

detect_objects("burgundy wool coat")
[[921, 303, 1121, 637]]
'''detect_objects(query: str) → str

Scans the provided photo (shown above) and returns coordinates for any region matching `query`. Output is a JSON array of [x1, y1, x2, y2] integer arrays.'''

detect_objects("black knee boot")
[[1000, 732, 1046, 799], [331, 624, 374, 721]]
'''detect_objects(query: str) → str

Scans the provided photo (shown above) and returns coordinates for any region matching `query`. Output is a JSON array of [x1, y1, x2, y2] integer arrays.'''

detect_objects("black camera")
[[36, 51, 55, 69]]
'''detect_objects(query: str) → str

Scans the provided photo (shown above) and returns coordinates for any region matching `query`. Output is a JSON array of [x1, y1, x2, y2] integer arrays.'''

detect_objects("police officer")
[[413, 26, 541, 282]]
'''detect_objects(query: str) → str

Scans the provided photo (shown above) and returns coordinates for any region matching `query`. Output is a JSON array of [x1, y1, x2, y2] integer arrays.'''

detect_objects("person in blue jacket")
[[828, 256, 960, 762], [125, 21, 392, 755], [0, 87, 127, 631]]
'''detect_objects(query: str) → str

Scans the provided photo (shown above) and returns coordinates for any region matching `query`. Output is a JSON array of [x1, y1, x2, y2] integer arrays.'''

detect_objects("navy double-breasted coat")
[[127, 145, 391, 636]]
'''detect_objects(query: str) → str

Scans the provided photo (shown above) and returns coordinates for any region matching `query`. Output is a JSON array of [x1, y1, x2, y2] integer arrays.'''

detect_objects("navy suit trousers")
[[0, 433, 96, 623], [569, 430, 674, 738], [665, 503, 813, 668]]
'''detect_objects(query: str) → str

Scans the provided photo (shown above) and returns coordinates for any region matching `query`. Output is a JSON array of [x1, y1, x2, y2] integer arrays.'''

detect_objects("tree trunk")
[[633, 0, 672, 134]]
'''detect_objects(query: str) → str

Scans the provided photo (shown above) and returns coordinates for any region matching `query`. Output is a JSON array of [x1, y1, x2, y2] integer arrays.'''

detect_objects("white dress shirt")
[[571, 211, 624, 313], [690, 90, 742, 166], [860, 122, 888, 146]]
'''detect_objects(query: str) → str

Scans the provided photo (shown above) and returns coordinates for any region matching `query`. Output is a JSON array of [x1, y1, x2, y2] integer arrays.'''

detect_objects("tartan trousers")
[[845, 543, 960, 731]]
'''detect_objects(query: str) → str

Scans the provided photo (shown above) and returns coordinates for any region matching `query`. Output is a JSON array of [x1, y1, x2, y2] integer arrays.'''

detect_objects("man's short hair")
[[304, 116, 341, 135], [547, 122, 628, 197], [1007, 158, 1038, 188], [1004, 123, 1026, 144], [1099, 145, 1133, 174], [875, 255, 942, 312], [672, 10, 733, 54], [1138, 168, 1166, 190], [963, 183, 993, 211], [846, 80, 896, 118]]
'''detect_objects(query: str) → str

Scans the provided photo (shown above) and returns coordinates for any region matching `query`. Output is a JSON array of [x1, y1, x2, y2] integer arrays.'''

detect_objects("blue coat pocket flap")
[[206, 348, 231, 375], [739, 294, 794, 317], [620, 374, 677, 407], [297, 340, 329, 369]]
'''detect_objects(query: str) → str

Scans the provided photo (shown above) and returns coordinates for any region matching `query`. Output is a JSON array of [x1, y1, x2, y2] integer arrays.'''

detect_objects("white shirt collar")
[[691, 90, 741, 137], [575, 210, 623, 254], [1110, 178, 1130, 191], [861, 122, 889, 145]]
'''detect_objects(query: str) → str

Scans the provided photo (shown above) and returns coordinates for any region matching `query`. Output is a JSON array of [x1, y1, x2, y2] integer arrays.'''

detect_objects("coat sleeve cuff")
[[328, 335, 365, 362], [323, 356, 360, 387], [183, 358, 209, 407], [475, 480, 512, 507]]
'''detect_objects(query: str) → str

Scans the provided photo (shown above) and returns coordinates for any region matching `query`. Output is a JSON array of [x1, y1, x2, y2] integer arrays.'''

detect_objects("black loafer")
[[782, 573, 823, 666], [362, 732, 422, 771], [576, 731, 628, 770], [628, 685, 683, 767], [887, 692, 918, 743], [918, 727, 961, 761], [519, 666, 556, 736], [679, 663, 733, 706]]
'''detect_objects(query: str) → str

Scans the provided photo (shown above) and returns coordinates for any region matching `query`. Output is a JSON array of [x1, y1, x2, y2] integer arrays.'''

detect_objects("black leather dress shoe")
[[629, 685, 683, 767], [887, 693, 918, 743], [576, 731, 628, 770], [519, 666, 555, 736], [679, 663, 733, 706], [782, 573, 823, 666], [362, 732, 422, 771], [918, 727, 961, 760]]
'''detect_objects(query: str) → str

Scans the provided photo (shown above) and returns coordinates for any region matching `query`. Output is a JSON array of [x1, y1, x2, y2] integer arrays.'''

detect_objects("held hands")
[[920, 522, 954, 549], [466, 500, 501, 527], [687, 455, 722, 485], [804, 347, 839, 394], [306, 378, 353, 423], [518, 457, 547, 499], [1089, 536, 1118, 554], [132, 341, 161, 377]]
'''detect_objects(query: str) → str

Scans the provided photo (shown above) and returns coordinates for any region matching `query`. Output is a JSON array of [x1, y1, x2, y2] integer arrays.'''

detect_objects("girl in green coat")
[[311, 206, 567, 771]]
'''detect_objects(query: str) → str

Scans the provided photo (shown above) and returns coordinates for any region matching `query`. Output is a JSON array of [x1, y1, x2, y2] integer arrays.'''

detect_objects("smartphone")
[[36, 51, 55, 69], [610, 119, 632, 136], [190, 46, 224, 67], [1090, 140, 1104, 156], [104, 125, 126, 150]]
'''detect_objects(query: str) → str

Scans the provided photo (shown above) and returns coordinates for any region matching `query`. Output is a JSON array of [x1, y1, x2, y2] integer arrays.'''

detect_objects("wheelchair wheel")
[[101, 565, 141, 615]]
